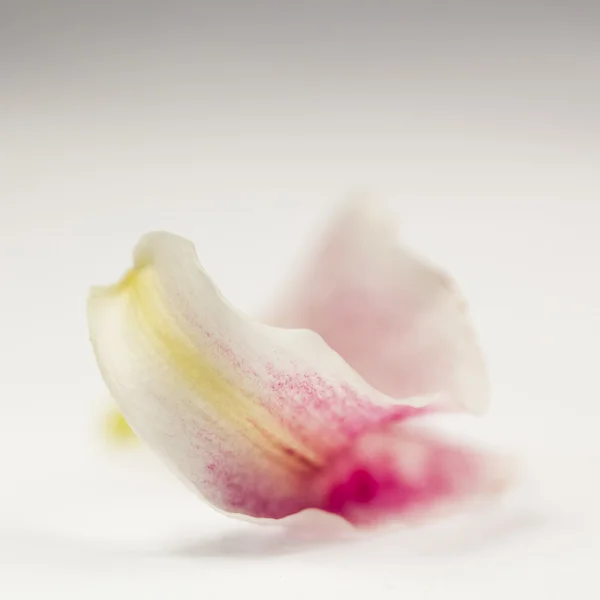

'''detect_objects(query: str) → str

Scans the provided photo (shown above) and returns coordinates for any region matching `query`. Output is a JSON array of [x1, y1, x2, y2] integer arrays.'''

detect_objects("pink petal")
[[312, 419, 510, 527], [266, 198, 489, 414]]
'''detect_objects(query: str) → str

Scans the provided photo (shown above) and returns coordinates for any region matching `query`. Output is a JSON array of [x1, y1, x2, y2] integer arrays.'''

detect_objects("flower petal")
[[311, 418, 511, 527], [266, 198, 489, 414], [103, 405, 137, 445], [88, 230, 503, 526], [88, 232, 431, 519]]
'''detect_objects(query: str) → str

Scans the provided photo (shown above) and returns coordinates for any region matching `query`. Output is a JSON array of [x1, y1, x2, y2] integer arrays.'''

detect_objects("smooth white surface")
[[1, 4, 600, 598]]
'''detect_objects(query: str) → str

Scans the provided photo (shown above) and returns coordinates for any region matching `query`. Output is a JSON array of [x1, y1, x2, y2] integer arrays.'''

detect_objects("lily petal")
[[312, 418, 510, 528], [103, 405, 137, 445], [266, 199, 489, 414], [88, 230, 504, 526]]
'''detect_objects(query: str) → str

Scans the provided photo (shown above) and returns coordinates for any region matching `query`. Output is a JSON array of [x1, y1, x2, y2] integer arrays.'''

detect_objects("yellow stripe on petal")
[[91, 262, 321, 473]]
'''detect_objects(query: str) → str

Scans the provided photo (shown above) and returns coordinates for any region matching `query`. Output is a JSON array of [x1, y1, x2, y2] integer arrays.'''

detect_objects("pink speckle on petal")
[[261, 364, 430, 455]]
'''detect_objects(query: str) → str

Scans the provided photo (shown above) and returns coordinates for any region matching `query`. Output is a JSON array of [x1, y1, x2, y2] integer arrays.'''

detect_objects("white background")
[[1, 2, 599, 598]]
